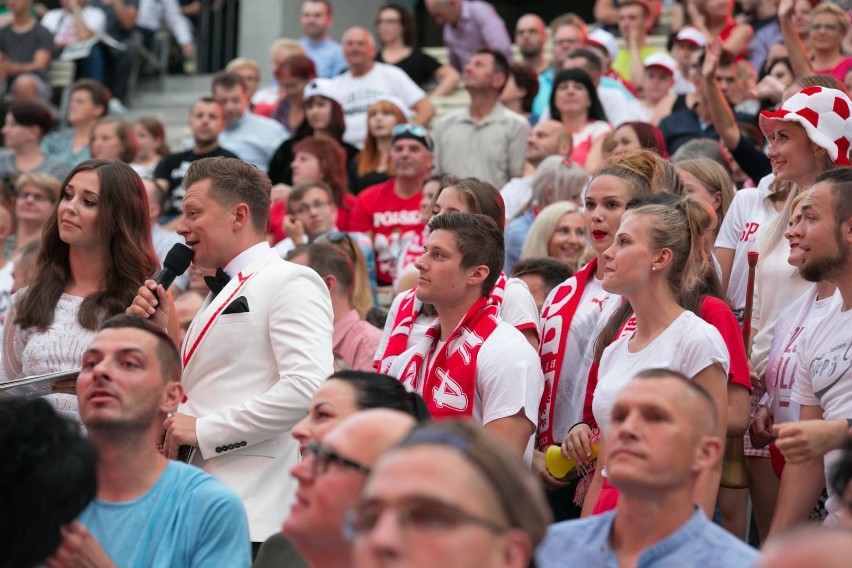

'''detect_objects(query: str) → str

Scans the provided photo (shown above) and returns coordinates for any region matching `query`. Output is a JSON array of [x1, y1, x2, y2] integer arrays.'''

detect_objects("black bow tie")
[[204, 268, 230, 297]]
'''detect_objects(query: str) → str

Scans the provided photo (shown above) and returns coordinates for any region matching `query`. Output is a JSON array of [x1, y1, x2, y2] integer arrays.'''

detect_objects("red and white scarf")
[[377, 273, 508, 373], [399, 296, 499, 419], [537, 258, 597, 450]]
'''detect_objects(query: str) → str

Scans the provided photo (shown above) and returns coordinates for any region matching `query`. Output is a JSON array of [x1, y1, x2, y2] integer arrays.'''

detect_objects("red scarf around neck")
[[378, 273, 507, 373], [399, 296, 499, 419], [537, 258, 597, 450]]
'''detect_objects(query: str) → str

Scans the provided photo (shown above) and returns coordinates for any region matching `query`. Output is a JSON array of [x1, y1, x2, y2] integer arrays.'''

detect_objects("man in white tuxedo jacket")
[[129, 157, 334, 545]]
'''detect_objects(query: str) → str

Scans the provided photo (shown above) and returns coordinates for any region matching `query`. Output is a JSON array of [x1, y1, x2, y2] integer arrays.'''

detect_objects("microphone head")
[[163, 243, 195, 275]]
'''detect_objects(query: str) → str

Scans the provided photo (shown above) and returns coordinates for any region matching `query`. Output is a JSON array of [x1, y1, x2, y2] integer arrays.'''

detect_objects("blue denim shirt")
[[537, 508, 760, 568]]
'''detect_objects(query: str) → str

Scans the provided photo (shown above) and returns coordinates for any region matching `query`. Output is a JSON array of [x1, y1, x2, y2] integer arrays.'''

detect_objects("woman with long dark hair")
[[550, 69, 611, 169], [1, 160, 158, 418]]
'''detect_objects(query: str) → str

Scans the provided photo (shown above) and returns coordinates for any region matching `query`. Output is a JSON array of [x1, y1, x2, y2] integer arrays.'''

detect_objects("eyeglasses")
[[16, 190, 53, 203], [392, 123, 428, 138], [305, 440, 371, 477], [344, 495, 508, 539], [810, 22, 840, 32], [554, 38, 581, 47], [391, 124, 434, 151], [292, 200, 331, 215]]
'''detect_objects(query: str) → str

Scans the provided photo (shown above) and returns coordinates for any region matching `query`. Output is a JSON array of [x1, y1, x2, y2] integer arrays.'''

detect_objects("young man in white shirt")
[[388, 212, 543, 458]]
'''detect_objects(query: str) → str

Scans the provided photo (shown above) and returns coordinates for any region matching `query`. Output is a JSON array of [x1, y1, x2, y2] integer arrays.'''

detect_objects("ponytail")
[[594, 195, 720, 363], [676, 196, 715, 295]]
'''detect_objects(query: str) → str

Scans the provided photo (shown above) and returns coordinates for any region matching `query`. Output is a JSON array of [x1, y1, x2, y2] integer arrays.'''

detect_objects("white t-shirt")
[[500, 175, 533, 221], [715, 176, 778, 311], [593, 311, 729, 435], [749, 232, 811, 375], [791, 295, 852, 524], [0, 261, 14, 336], [764, 286, 837, 425], [544, 275, 621, 443], [40, 7, 106, 43], [597, 86, 643, 128], [388, 320, 544, 461], [375, 277, 540, 365], [330, 63, 426, 149]]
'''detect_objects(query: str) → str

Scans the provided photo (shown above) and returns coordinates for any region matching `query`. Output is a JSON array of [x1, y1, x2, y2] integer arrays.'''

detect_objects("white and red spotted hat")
[[759, 86, 852, 166]]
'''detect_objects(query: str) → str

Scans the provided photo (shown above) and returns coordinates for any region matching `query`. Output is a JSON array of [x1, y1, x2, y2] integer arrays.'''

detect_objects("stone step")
[[125, 74, 213, 150]]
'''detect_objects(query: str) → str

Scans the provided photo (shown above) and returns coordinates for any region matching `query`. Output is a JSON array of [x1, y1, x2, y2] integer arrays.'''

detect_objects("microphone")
[[155, 243, 195, 290]]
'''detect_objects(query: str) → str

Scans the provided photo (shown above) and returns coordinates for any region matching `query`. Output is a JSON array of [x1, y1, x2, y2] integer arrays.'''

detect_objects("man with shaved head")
[[500, 119, 572, 221], [515, 14, 548, 75], [758, 527, 852, 568], [254, 409, 416, 568], [331, 27, 435, 148], [537, 369, 759, 567]]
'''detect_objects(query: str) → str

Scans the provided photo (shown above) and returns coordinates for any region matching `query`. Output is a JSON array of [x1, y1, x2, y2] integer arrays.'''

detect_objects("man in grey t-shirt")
[[0, 0, 53, 91]]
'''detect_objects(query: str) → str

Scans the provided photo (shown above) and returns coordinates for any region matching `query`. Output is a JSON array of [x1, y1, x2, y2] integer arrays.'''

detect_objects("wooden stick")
[[742, 251, 759, 353]]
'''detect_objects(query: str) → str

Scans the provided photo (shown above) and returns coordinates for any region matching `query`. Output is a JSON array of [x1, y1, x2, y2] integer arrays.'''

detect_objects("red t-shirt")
[[350, 179, 423, 285], [700, 296, 752, 392], [267, 194, 358, 244]]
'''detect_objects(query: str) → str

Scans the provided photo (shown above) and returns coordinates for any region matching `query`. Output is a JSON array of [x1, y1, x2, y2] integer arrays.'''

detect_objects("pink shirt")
[[815, 57, 852, 84], [333, 309, 383, 372]]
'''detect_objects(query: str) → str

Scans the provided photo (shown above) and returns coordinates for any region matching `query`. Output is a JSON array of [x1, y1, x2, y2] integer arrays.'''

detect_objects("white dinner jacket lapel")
[[180, 253, 277, 373]]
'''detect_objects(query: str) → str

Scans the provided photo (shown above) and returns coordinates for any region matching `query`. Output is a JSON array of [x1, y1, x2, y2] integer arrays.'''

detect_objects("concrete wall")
[[238, 0, 387, 79]]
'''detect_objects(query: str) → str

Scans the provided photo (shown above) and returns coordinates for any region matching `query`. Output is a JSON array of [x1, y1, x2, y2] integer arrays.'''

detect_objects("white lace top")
[[2, 291, 97, 418]]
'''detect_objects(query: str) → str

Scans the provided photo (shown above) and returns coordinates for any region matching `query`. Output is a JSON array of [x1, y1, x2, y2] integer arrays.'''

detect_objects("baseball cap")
[[674, 26, 707, 48], [586, 29, 618, 62], [302, 79, 344, 108], [643, 52, 677, 75]]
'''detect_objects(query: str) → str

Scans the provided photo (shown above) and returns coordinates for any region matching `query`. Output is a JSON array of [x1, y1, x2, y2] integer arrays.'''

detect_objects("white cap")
[[302, 78, 344, 108], [586, 28, 619, 61], [643, 52, 677, 75], [674, 26, 707, 48]]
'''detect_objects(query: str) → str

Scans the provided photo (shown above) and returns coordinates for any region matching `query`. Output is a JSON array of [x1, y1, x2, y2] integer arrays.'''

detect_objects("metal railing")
[[195, 0, 240, 74]]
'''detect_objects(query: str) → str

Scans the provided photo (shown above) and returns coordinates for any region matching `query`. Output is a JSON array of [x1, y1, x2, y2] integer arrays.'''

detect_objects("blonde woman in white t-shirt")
[[719, 81, 852, 539], [578, 196, 730, 517]]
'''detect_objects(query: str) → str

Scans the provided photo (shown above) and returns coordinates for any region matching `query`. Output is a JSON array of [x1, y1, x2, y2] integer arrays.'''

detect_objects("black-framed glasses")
[[305, 440, 371, 477], [344, 495, 508, 539]]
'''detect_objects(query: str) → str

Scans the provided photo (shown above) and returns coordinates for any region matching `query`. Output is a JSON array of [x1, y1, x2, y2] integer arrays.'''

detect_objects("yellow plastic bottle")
[[545, 444, 599, 479]]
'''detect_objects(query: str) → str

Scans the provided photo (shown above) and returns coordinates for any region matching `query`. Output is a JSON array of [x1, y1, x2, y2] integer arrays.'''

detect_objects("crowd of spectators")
[[5, 0, 852, 566]]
